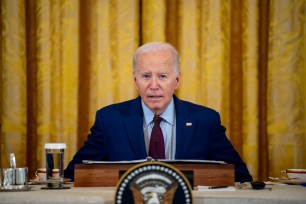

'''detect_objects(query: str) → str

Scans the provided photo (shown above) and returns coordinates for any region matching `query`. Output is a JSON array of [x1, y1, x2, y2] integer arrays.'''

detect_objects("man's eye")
[[159, 75, 167, 79], [142, 74, 150, 79]]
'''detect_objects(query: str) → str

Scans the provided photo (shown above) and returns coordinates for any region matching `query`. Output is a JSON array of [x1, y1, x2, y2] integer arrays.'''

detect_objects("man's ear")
[[175, 72, 181, 89], [133, 75, 139, 90]]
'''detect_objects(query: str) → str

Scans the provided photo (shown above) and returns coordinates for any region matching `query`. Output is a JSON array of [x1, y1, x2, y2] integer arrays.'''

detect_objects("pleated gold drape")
[[1, 0, 305, 181]]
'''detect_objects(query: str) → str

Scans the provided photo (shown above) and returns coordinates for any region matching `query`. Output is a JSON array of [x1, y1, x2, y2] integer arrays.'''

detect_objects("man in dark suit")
[[65, 42, 252, 182]]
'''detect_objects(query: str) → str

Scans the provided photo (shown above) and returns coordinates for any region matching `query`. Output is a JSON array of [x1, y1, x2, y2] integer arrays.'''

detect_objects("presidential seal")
[[115, 162, 193, 204]]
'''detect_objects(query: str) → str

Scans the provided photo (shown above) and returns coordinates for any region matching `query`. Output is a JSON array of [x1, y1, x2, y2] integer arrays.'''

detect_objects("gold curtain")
[[1, 0, 305, 181]]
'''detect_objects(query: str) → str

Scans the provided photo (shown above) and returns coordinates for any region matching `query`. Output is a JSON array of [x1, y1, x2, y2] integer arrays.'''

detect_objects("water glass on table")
[[44, 143, 66, 189]]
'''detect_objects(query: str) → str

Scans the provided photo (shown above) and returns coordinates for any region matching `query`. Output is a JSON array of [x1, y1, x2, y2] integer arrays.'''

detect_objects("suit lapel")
[[123, 96, 195, 159], [174, 96, 195, 159], [123, 97, 147, 158]]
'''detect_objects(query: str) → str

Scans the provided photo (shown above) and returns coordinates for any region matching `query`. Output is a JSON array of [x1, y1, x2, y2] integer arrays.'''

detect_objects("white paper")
[[82, 159, 226, 165], [159, 159, 226, 164], [82, 159, 147, 164]]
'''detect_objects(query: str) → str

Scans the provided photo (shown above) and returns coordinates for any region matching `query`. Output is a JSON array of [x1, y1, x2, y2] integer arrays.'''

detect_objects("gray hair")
[[133, 42, 180, 74]]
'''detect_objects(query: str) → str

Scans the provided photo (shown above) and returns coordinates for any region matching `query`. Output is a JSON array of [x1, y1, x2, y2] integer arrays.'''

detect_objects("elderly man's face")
[[134, 50, 180, 115]]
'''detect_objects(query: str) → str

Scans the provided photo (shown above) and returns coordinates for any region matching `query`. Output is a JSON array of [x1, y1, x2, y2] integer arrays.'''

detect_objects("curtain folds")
[[1, 0, 305, 181]]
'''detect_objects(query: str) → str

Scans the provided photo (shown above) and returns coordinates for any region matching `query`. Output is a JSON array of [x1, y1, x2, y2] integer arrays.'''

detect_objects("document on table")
[[197, 186, 236, 191], [83, 159, 147, 164], [82, 159, 226, 164]]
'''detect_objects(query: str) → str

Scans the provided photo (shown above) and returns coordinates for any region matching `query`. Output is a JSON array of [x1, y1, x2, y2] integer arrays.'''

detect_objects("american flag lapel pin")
[[186, 122, 192, 126]]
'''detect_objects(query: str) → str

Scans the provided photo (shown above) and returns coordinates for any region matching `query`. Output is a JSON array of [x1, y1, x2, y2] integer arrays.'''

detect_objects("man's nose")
[[149, 76, 159, 89]]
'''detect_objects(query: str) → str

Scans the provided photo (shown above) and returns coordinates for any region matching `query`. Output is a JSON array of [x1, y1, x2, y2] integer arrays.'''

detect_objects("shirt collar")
[[141, 97, 175, 127]]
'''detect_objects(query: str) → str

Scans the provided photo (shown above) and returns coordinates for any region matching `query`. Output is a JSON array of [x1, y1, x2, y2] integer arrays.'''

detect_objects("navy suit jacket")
[[65, 95, 252, 182]]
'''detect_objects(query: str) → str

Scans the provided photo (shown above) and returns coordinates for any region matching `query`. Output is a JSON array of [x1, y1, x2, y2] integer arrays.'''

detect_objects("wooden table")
[[1, 182, 306, 204]]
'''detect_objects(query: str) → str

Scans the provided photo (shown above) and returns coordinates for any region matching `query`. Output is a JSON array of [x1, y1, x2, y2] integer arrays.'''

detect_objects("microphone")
[[153, 114, 159, 125]]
